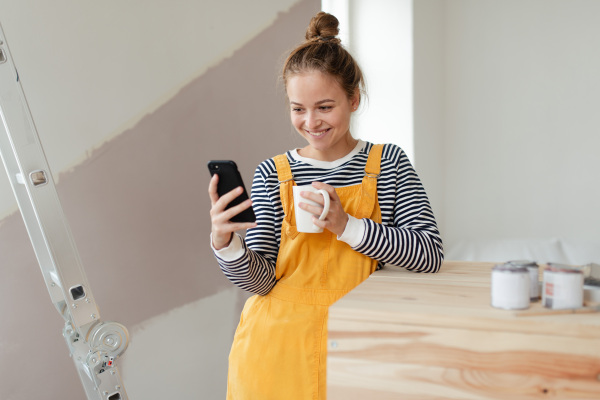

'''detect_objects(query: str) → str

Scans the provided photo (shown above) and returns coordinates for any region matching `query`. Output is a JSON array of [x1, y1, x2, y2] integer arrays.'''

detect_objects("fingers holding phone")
[[208, 161, 257, 250], [209, 175, 255, 225]]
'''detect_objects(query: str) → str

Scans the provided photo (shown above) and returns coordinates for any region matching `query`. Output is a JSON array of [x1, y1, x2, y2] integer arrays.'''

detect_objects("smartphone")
[[207, 160, 256, 223]]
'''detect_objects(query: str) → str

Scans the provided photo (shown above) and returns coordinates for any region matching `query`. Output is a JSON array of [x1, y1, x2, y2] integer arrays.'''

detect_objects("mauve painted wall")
[[0, 0, 318, 398]]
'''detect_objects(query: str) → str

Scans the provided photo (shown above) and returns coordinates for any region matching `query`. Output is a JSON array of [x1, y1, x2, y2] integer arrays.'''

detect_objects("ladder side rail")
[[0, 34, 99, 336], [0, 107, 67, 312]]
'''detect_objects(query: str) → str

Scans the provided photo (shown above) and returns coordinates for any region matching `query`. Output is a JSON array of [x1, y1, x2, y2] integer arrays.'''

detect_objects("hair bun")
[[305, 12, 341, 44]]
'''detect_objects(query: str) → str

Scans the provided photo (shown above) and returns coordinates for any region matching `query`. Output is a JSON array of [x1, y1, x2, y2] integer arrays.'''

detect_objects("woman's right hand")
[[209, 174, 257, 250]]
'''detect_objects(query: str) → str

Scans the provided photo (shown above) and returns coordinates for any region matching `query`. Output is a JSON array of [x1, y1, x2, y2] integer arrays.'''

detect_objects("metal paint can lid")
[[546, 263, 583, 274], [492, 263, 528, 273], [508, 260, 539, 268]]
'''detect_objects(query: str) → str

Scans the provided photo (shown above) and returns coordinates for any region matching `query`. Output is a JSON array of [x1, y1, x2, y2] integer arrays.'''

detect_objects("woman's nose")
[[305, 111, 321, 129]]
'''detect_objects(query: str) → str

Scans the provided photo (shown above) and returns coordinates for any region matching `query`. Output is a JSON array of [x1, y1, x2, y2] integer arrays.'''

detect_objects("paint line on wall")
[[0, 0, 302, 221], [120, 288, 240, 399], [56, 0, 305, 182]]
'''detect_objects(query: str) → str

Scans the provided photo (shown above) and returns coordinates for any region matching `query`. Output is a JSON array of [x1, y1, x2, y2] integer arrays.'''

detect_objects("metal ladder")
[[0, 23, 129, 400]]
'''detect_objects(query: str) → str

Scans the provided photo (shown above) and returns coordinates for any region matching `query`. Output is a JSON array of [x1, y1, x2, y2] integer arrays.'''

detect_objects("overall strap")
[[273, 154, 295, 223], [356, 144, 384, 219]]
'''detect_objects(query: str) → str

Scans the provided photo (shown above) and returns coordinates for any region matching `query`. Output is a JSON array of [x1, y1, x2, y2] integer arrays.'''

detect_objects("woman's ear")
[[351, 89, 360, 111]]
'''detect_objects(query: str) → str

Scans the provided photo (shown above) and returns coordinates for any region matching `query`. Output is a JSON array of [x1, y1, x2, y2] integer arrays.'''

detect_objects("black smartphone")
[[207, 160, 256, 223]]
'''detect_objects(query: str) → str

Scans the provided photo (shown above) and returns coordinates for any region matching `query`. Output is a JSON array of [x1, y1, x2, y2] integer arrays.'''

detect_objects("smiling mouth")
[[305, 128, 331, 137]]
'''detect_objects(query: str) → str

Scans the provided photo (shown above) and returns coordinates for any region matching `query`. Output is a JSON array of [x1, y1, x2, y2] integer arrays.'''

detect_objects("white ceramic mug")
[[292, 185, 331, 233]]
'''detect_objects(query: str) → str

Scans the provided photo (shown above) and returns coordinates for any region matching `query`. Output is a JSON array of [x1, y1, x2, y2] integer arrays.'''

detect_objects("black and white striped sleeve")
[[353, 145, 444, 273], [214, 236, 276, 295]]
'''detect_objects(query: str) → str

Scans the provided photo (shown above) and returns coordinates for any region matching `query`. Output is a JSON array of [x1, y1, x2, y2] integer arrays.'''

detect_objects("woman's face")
[[286, 70, 359, 161]]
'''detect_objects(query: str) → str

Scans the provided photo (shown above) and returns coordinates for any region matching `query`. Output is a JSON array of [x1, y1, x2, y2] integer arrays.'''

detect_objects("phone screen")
[[207, 160, 256, 223]]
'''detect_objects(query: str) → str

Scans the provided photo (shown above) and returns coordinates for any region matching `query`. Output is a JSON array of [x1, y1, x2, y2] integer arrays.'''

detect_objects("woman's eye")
[[292, 107, 303, 112], [319, 106, 332, 111]]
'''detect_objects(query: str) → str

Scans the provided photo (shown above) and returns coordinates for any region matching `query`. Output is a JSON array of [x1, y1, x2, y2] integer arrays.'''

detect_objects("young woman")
[[209, 11, 443, 399]]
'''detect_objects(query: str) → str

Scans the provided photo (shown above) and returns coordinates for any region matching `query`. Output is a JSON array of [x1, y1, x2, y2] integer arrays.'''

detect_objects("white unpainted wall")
[[326, 0, 600, 265], [323, 0, 414, 162], [413, 0, 600, 264]]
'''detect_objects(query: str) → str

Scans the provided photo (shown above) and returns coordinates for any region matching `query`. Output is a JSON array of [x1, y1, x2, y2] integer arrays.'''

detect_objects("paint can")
[[491, 263, 530, 310], [508, 260, 540, 301], [542, 264, 584, 309]]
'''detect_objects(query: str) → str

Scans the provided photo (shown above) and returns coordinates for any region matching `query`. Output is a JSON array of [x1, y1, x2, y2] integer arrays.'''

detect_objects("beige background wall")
[[0, 1, 318, 399]]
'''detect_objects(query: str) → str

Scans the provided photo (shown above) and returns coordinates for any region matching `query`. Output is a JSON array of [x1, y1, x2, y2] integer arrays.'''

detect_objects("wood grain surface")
[[328, 261, 600, 399]]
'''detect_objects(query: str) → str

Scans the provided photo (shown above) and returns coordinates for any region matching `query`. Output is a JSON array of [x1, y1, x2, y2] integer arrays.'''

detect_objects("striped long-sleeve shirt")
[[213, 141, 444, 295]]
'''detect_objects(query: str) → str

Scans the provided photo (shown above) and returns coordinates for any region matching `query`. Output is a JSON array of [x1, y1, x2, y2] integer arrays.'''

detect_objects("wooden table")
[[327, 261, 600, 399]]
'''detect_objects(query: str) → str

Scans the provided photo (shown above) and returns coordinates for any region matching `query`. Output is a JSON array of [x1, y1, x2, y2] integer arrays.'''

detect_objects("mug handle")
[[317, 189, 330, 221]]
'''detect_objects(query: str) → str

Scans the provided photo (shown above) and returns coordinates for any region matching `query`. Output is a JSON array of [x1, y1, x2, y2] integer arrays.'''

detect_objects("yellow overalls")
[[227, 144, 384, 399]]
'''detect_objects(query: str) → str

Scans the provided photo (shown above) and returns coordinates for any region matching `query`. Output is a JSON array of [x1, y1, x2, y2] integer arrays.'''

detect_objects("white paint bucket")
[[508, 260, 540, 301], [491, 263, 530, 310], [542, 264, 584, 309]]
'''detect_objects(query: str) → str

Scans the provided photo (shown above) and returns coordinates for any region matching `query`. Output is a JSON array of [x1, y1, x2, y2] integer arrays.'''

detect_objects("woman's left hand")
[[299, 181, 348, 236]]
